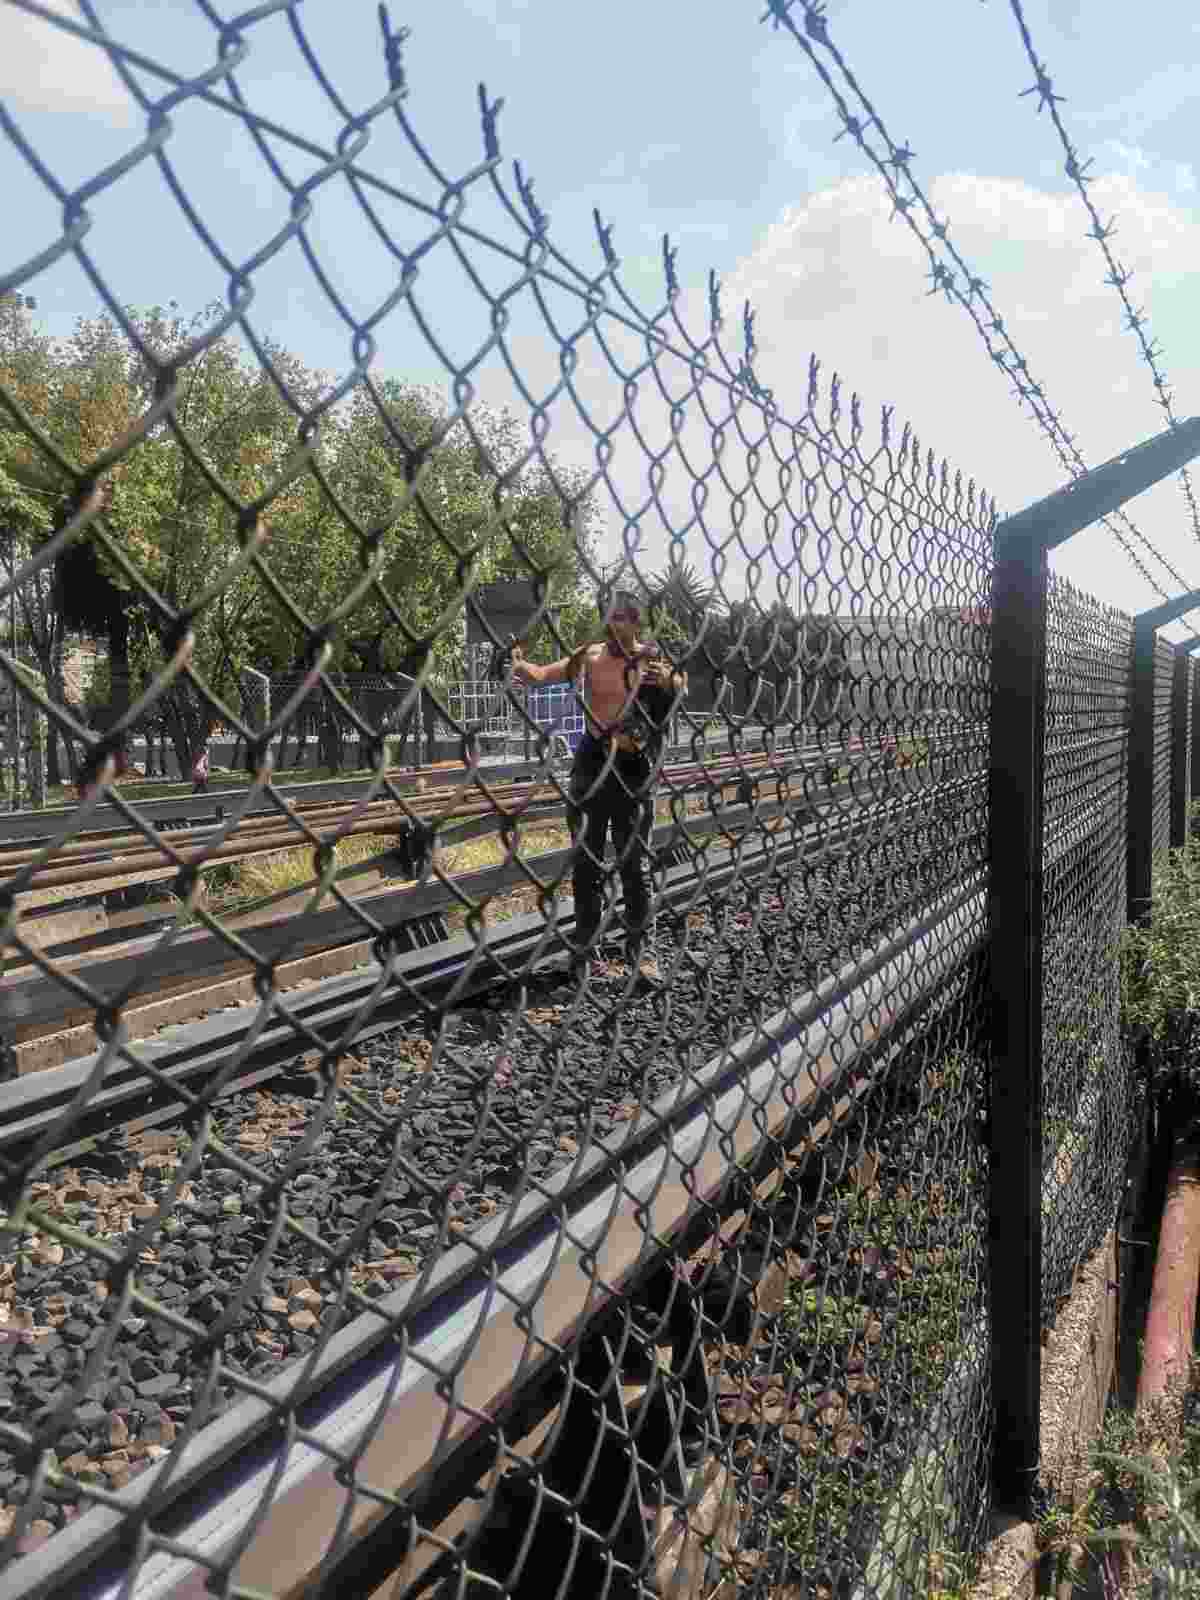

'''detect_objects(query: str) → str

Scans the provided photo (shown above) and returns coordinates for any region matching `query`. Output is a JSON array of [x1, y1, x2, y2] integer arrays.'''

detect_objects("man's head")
[[604, 588, 643, 651]]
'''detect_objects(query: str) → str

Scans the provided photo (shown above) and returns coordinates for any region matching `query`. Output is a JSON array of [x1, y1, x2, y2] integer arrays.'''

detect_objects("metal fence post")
[[1184, 645, 1200, 804], [1128, 594, 1200, 922], [1171, 648, 1193, 848], [1128, 619, 1158, 923], [988, 521, 1048, 1512], [987, 419, 1200, 1516]]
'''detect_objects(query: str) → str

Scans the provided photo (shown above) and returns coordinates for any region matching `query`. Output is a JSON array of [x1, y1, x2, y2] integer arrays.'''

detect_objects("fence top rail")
[[997, 416, 1200, 551]]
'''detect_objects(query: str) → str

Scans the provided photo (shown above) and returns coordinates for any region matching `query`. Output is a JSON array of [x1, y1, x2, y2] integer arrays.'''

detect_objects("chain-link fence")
[[0, 4, 1195, 1597], [1042, 577, 1136, 1321]]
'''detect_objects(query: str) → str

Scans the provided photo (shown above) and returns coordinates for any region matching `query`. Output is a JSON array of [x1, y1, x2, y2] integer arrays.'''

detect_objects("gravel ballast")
[[0, 789, 982, 1572]]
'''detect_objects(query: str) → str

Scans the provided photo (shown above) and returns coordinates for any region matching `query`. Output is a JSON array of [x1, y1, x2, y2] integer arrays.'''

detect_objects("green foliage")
[[0, 295, 601, 769], [1121, 814, 1200, 1047], [274, 377, 598, 682], [636, 568, 851, 722], [643, 561, 722, 647], [1031, 1372, 1200, 1598], [764, 1049, 987, 1594]]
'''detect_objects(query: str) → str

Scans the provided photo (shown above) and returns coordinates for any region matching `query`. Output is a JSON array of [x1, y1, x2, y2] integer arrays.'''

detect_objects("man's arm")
[[510, 645, 576, 688]]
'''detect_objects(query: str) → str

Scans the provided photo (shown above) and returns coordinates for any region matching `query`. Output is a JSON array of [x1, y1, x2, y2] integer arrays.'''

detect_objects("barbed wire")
[[759, 0, 1198, 611], [1004, 0, 1200, 548]]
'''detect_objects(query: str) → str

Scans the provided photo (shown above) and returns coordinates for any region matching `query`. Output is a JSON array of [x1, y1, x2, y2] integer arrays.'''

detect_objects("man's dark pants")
[[567, 735, 655, 961]]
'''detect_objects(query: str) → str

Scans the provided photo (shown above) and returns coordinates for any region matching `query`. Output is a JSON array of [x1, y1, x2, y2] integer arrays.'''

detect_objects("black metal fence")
[[1041, 579, 1134, 1322], [1154, 639, 1176, 860], [1, 5, 1199, 1598]]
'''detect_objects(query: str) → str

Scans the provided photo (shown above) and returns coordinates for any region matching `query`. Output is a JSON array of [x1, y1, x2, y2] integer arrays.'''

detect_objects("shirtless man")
[[511, 589, 683, 982]]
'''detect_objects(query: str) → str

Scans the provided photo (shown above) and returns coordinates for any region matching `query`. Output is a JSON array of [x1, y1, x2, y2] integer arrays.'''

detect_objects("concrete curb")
[[966, 1232, 1118, 1600]]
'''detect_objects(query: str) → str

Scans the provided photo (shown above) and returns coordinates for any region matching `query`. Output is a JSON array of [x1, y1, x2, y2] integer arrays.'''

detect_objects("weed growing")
[[1030, 1365, 1200, 1597], [1121, 809, 1200, 1106], [716, 1045, 990, 1596]]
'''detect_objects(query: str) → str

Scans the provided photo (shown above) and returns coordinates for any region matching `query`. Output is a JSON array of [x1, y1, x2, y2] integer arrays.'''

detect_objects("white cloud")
[[469, 168, 1200, 623], [0, 0, 132, 124], [715, 171, 1200, 615]]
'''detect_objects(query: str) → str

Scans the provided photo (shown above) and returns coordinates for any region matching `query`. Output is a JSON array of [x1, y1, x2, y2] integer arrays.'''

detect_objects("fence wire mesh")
[[0, 1, 1165, 1596], [1154, 638, 1176, 859], [1172, 656, 1193, 853], [1042, 577, 1135, 1321], [1190, 657, 1198, 811]]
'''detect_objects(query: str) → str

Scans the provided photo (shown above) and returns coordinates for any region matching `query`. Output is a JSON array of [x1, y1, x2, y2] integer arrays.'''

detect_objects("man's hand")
[[510, 644, 534, 685], [642, 655, 682, 691]]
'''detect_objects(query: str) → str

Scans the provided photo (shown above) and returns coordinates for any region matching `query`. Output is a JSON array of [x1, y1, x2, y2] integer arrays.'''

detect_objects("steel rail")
[[0, 761, 985, 1075], [0, 724, 952, 845], [0, 864, 985, 1600], [5, 714, 1099, 1073], [0, 750, 782, 891], [0, 754, 807, 912], [1, 754, 979, 1046], [0, 769, 978, 1146], [148, 774, 1117, 1600], [0, 733, 770, 844]]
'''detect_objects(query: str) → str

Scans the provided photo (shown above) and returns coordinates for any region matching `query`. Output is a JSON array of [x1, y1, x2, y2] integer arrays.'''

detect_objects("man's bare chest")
[[585, 650, 644, 701]]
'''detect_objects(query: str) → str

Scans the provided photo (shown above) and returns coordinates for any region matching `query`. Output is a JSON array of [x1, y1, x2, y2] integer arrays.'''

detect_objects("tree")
[[0, 297, 603, 779], [249, 379, 601, 766], [261, 379, 600, 677], [0, 291, 134, 782], [644, 561, 722, 646], [793, 612, 851, 728]]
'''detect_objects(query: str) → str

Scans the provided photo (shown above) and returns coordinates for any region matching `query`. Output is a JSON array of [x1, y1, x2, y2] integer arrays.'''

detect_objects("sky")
[[3, 0, 1200, 634]]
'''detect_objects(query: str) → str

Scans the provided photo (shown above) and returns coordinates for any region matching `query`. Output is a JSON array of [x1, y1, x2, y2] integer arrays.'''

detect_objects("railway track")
[[0, 746, 851, 946], [10, 712, 1110, 1090], [0, 721, 960, 854], [0, 758, 991, 1590], [0, 749, 781, 899], [0, 748, 1120, 1598], [0, 747, 788, 1069], [1, 735, 965, 1073], [0, 729, 792, 847], [1, 771, 969, 1149]]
